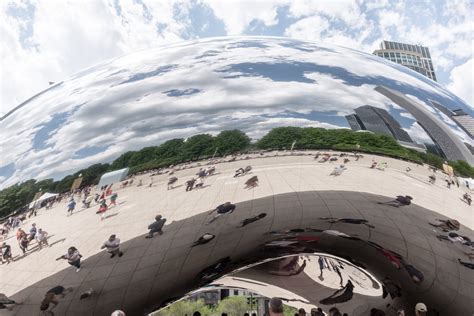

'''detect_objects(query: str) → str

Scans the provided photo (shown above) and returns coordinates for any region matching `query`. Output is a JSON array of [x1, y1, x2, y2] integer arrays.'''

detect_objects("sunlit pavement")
[[0, 151, 472, 315]]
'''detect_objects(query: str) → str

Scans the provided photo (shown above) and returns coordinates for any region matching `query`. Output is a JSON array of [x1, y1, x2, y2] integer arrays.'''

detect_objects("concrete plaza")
[[0, 152, 472, 315]]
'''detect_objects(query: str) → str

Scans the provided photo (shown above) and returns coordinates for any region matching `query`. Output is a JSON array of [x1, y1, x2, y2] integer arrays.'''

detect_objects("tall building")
[[346, 105, 413, 143], [431, 101, 474, 139], [375, 86, 474, 165], [373, 41, 437, 81]]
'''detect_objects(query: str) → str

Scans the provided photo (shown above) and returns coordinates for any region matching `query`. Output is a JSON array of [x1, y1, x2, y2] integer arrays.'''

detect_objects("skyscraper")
[[373, 41, 437, 81], [431, 101, 474, 139], [346, 105, 413, 143], [375, 86, 474, 165]]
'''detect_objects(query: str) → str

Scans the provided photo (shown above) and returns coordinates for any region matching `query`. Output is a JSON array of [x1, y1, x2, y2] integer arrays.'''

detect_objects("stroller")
[[167, 177, 178, 190], [245, 176, 259, 189]]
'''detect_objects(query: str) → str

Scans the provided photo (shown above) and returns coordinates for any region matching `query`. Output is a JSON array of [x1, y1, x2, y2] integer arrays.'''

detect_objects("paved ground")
[[0, 152, 472, 315]]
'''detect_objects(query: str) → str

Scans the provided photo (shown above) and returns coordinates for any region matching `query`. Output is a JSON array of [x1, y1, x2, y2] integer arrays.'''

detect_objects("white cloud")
[[447, 58, 473, 108]]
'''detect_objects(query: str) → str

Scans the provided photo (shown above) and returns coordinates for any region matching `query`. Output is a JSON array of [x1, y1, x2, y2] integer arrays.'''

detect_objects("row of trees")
[[1, 127, 473, 218], [154, 297, 297, 316]]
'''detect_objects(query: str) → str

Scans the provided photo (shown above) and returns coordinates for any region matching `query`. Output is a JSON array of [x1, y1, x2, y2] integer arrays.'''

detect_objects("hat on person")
[[111, 311, 126, 316], [415, 302, 427, 312]]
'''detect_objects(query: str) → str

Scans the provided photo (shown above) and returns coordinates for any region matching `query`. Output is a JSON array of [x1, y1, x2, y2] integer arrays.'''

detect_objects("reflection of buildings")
[[431, 101, 474, 139], [375, 86, 474, 165], [188, 288, 266, 314], [373, 40, 437, 81], [345, 105, 426, 152]]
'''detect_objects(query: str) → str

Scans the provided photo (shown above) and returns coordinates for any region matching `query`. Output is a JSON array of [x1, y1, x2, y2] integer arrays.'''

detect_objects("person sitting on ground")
[[429, 219, 460, 232], [191, 233, 215, 247], [39, 286, 73, 312], [268, 297, 284, 316], [377, 195, 412, 207], [36, 228, 49, 249], [101, 234, 123, 258], [146, 215, 166, 238]]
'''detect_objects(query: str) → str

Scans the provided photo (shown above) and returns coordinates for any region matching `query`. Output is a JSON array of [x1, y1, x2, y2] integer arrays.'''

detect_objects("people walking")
[[101, 235, 123, 258], [146, 215, 166, 238], [27, 223, 37, 243], [0, 243, 12, 264], [36, 228, 49, 249], [67, 199, 76, 216], [110, 192, 118, 207], [56, 247, 82, 272], [97, 200, 108, 220]]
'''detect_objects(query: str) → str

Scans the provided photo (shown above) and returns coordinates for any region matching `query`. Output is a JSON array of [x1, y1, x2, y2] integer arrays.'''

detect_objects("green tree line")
[[1, 127, 473, 218]]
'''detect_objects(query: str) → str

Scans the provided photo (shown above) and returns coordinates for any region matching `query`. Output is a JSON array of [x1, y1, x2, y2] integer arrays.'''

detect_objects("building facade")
[[431, 101, 474, 139], [346, 105, 413, 144], [373, 40, 437, 81], [375, 86, 474, 164]]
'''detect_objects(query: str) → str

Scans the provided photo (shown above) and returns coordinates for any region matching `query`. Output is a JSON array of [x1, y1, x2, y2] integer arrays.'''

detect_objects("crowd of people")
[[0, 151, 471, 315]]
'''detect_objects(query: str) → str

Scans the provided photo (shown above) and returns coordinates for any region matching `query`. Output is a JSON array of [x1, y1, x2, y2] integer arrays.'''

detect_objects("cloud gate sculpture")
[[0, 37, 473, 316]]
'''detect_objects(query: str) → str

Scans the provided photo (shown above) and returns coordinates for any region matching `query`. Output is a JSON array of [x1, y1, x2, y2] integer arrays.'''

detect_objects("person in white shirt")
[[35, 228, 49, 249], [101, 235, 123, 258], [56, 247, 82, 272]]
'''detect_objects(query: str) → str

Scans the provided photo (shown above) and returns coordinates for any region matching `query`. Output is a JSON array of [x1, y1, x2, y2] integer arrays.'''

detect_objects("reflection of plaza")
[[298, 254, 383, 296], [1, 153, 473, 315]]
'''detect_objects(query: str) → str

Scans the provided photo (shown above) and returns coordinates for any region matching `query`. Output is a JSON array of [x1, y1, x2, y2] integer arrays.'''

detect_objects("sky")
[[1, 0, 473, 116]]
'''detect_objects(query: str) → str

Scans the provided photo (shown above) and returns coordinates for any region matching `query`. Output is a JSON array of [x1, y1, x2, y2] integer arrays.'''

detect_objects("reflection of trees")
[[156, 296, 299, 316], [3, 125, 473, 218]]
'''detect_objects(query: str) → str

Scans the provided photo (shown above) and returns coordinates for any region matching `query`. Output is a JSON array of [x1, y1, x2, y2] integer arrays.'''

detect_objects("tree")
[[215, 296, 248, 316], [109, 151, 135, 171], [214, 130, 251, 156], [155, 299, 213, 316], [183, 134, 215, 160]]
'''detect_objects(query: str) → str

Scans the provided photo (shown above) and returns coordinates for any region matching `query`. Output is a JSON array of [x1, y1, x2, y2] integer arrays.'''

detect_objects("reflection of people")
[[146, 215, 166, 238], [320, 280, 354, 305], [191, 233, 215, 247], [0, 293, 20, 311], [39, 286, 73, 312], [415, 303, 427, 316], [319, 217, 374, 228], [458, 258, 474, 269], [240, 213, 267, 227], [207, 202, 236, 224], [429, 219, 460, 232], [269, 257, 306, 276], [377, 195, 412, 208], [245, 176, 259, 188], [318, 256, 325, 277]]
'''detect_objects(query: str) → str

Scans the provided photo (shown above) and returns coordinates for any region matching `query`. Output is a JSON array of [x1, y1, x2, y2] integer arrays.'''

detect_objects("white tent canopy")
[[29, 192, 58, 208], [98, 168, 129, 188]]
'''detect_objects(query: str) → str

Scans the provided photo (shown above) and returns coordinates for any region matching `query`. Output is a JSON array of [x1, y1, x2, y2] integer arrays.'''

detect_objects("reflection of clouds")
[[0, 37, 472, 188]]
